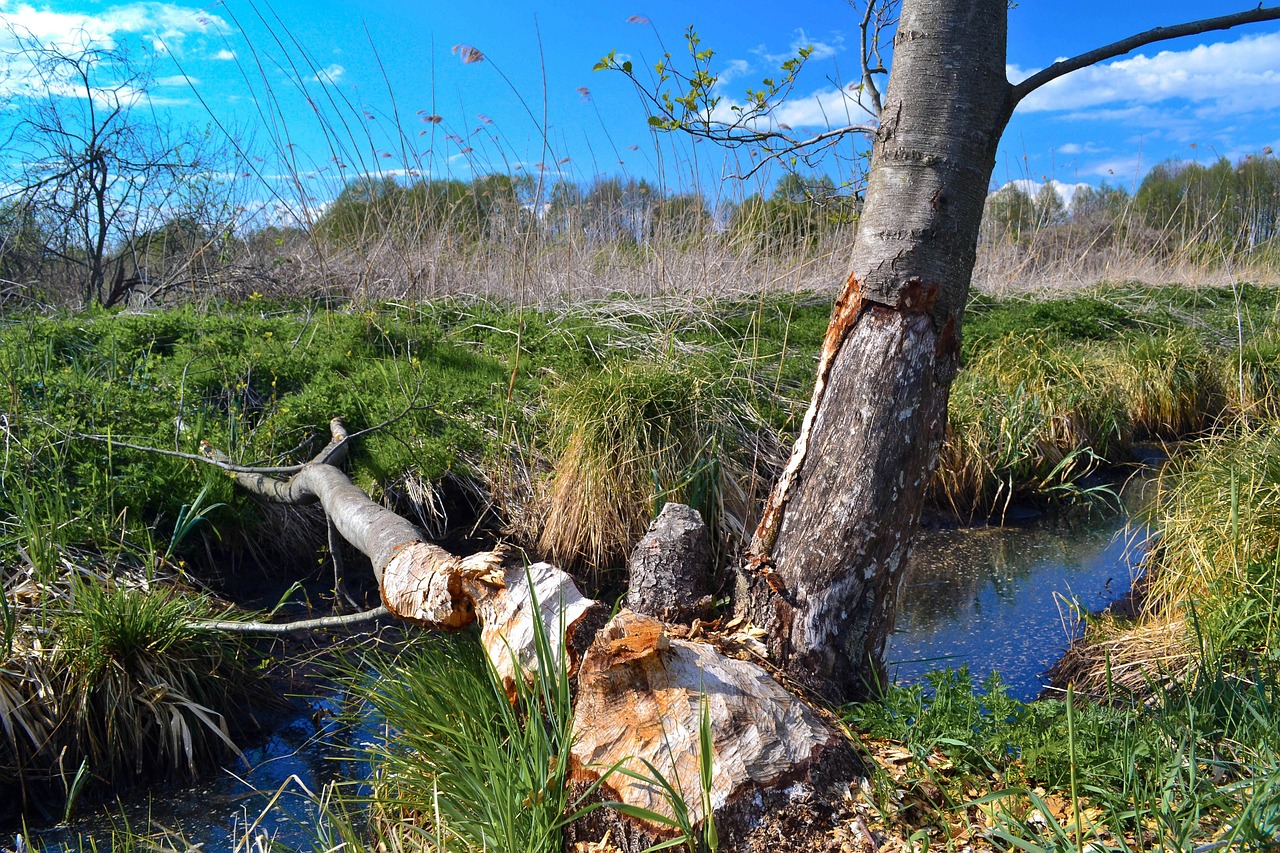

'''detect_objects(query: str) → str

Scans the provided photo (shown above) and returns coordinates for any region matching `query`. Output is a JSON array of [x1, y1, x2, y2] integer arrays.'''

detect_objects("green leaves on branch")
[[597, 27, 815, 143]]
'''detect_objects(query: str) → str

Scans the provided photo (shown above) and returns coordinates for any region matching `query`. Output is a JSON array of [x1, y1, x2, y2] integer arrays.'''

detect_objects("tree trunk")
[[743, 0, 1015, 703]]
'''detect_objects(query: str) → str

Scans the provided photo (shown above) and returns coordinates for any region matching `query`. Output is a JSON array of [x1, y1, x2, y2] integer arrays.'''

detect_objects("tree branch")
[[1011, 6, 1280, 105], [199, 417, 352, 503], [191, 605, 391, 634], [66, 398, 427, 477]]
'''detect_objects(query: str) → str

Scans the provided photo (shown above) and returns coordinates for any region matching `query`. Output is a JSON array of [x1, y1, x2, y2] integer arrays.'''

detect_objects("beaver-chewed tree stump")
[[209, 419, 860, 849]]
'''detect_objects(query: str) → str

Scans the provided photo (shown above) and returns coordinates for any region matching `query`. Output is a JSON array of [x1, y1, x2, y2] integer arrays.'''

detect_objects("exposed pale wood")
[[379, 542, 501, 628], [570, 611, 837, 825], [471, 561, 605, 696]]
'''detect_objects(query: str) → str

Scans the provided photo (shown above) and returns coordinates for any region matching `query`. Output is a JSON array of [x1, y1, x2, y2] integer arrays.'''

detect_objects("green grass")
[[846, 665, 1280, 850], [6, 283, 1273, 569], [536, 355, 755, 576], [53, 580, 252, 779], [330, 621, 578, 853]]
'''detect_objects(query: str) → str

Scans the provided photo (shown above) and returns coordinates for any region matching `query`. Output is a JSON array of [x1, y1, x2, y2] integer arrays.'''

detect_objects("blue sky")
[[3, 0, 1279, 212]]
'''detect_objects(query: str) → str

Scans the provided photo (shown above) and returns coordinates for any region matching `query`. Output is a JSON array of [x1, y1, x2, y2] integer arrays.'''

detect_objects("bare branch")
[[1011, 6, 1280, 105], [858, 1, 884, 116], [727, 123, 876, 181], [191, 605, 391, 634], [69, 433, 309, 475], [67, 396, 427, 477], [199, 418, 352, 503]]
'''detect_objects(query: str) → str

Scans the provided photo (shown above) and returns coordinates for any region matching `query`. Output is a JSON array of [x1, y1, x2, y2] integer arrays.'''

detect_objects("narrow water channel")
[[29, 694, 354, 852], [887, 515, 1148, 700]]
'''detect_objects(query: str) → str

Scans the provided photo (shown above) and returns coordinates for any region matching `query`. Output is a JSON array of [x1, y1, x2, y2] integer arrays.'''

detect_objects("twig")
[[62, 401, 429, 476], [191, 605, 391, 634]]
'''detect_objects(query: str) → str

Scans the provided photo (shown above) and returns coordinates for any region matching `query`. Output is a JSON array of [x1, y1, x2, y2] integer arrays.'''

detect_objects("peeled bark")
[[744, 0, 1014, 703]]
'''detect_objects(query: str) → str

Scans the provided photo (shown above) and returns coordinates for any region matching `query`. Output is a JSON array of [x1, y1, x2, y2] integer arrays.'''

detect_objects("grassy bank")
[[843, 664, 1280, 851], [5, 280, 1280, 842]]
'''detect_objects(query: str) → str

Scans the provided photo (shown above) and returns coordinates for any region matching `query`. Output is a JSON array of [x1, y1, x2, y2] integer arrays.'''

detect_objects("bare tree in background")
[[1, 26, 240, 307]]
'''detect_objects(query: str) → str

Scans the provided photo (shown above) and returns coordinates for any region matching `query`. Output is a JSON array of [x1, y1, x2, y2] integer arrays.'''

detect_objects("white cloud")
[[0, 2, 230, 50], [1058, 142, 1105, 155], [0, 2, 228, 100], [772, 86, 867, 128], [999, 178, 1090, 207], [311, 63, 345, 84], [1083, 156, 1146, 183], [1011, 31, 1280, 115], [712, 84, 874, 131], [154, 73, 195, 87], [212, 48, 235, 61], [714, 58, 752, 88], [755, 29, 844, 66]]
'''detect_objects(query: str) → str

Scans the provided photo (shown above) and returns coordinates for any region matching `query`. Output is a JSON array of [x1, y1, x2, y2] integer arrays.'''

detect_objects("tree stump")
[[625, 502, 711, 623]]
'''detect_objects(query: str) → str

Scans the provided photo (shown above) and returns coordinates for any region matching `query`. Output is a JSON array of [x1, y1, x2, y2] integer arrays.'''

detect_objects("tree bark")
[[625, 501, 711, 623], [743, 0, 1015, 703]]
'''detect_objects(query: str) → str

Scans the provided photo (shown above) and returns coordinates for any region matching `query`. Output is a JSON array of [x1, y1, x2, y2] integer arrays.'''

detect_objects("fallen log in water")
[[206, 418, 856, 848]]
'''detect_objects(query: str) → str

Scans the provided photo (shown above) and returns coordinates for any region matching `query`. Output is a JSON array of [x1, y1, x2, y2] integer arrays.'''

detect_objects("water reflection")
[[29, 694, 354, 852], [887, 517, 1148, 701]]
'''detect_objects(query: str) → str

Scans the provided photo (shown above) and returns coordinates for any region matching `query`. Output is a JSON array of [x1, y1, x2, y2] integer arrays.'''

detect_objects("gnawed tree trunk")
[[211, 420, 853, 847], [741, 0, 1014, 704], [741, 0, 1280, 705]]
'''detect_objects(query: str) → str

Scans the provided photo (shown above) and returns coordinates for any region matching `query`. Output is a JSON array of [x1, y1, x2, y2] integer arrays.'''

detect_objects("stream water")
[[887, 515, 1147, 700], [27, 509, 1148, 850]]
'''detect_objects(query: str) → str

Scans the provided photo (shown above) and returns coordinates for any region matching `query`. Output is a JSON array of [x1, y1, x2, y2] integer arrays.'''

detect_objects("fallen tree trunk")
[[208, 419, 857, 848]]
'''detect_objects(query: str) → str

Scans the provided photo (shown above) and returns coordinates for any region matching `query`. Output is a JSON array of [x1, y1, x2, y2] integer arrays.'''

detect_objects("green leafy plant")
[[163, 474, 226, 563]]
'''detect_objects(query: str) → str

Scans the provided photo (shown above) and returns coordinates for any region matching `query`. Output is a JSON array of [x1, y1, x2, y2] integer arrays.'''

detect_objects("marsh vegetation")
[[5, 16, 1280, 851]]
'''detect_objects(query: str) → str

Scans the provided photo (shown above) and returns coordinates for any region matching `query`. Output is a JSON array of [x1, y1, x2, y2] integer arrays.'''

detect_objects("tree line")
[[982, 152, 1280, 260], [314, 171, 859, 253]]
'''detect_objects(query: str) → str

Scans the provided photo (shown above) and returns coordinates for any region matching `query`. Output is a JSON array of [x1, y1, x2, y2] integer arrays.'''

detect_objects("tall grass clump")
[[1111, 330, 1220, 437], [1229, 328, 1280, 419], [1139, 420, 1280, 657], [535, 355, 760, 576], [0, 566, 256, 819], [934, 303, 1224, 519], [336, 629, 577, 853], [53, 580, 251, 781], [936, 335, 1130, 518], [1056, 417, 1280, 695]]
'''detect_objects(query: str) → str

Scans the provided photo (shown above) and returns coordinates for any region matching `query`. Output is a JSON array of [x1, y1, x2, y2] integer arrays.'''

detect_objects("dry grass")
[[1056, 418, 1280, 697], [530, 355, 769, 577], [972, 218, 1280, 298], [164, 222, 1280, 310], [1048, 611, 1195, 697]]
